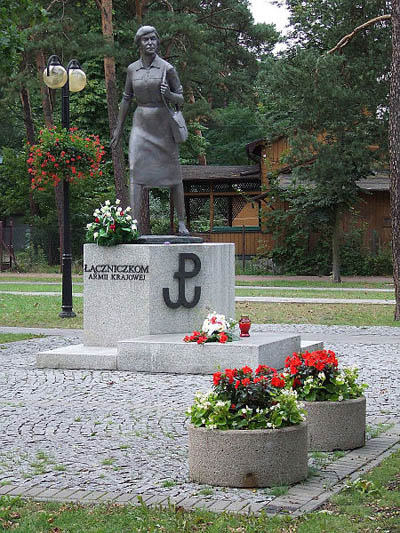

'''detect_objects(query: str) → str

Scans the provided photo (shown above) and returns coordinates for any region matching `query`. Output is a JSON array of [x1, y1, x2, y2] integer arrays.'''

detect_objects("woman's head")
[[135, 26, 160, 48]]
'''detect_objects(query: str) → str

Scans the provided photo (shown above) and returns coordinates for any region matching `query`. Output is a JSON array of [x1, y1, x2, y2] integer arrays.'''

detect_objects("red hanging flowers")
[[27, 126, 105, 190]]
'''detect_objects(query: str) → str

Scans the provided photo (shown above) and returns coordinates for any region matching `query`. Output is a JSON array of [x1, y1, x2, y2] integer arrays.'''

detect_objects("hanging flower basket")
[[27, 126, 105, 189]]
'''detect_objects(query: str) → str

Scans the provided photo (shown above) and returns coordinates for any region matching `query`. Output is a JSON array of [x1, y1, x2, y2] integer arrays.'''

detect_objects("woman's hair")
[[134, 26, 160, 46]]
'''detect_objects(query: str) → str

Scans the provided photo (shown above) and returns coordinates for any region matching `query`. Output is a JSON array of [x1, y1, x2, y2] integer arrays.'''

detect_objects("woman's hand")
[[110, 128, 121, 149], [160, 82, 172, 100]]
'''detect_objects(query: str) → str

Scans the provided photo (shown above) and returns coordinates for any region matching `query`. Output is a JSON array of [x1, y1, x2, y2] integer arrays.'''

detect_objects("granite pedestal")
[[83, 243, 235, 346], [37, 242, 323, 373]]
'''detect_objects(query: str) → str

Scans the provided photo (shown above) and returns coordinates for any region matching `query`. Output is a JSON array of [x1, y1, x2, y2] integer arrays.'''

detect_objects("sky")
[[250, 0, 290, 33]]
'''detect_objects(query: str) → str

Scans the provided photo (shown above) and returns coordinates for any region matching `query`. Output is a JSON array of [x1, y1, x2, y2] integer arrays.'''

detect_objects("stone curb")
[[0, 420, 398, 517]]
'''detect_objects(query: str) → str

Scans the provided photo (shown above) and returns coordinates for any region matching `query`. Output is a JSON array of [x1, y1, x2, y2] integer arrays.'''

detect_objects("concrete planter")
[[188, 423, 308, 488], [304, 396, 366, 451]]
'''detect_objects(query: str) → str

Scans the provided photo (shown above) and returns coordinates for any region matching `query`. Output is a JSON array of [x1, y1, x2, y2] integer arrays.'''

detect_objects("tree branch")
[[327, 14, 391, 54]]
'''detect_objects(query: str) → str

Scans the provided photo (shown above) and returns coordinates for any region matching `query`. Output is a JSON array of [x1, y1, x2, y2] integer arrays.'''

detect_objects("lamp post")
[[43, 56, 86, 318]]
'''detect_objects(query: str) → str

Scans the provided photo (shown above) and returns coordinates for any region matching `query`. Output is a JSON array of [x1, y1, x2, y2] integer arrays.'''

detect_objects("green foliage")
[[258, 179, 393, 276], [0, 147, 30, 216], [256, 1, 390, 276], [205, 104, 265, 165], [187, 388, 305, 430]]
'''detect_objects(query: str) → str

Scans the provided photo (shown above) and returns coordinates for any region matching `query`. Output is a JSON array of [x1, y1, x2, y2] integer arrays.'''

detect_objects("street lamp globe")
[[43, 64, 68, 89], [68, 68, 87, 92]]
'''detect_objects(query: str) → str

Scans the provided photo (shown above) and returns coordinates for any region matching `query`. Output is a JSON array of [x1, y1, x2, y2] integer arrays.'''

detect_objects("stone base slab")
[[36, 334, 323, 373], [37, 345, 117, 370], [83, 243, 235, 347], [118, 332, 300, 373]]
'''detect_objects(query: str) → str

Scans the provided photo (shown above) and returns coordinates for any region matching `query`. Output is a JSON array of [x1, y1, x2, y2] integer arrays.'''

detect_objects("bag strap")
[[160, 65, 179, 112]]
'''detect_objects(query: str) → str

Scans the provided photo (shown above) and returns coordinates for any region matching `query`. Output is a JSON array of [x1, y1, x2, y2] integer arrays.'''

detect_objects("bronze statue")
[[111, 25, 189, 235]]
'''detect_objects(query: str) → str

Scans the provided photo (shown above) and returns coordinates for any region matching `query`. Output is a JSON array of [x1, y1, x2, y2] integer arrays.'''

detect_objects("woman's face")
[[139, 32, 158, 56]]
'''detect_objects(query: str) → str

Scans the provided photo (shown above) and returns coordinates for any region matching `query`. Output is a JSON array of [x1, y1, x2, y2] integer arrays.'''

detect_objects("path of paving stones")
[[0, 324, 399, 514]]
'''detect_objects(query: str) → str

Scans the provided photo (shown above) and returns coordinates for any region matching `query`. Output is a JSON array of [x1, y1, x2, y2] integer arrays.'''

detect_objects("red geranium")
[[212, 365, 287, 412]]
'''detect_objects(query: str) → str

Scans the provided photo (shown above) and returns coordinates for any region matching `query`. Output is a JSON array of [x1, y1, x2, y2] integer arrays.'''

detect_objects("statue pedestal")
[[82, 243, 235, 347], [36, 242, 323, 372]]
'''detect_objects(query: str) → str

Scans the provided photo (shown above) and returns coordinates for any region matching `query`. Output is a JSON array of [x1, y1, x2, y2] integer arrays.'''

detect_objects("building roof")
[[181, 165, 259, 182], [181, 164, 389, 191], [279, 172, 390, 192]]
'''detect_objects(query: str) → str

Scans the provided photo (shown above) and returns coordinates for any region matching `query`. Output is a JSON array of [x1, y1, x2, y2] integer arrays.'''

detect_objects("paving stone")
[[205, 499, 232, 512], [35, 488, 66, 499], [49, 488, 83, 500], [246, 501, 272, 514], [0, 328, 399, 516], [4, 486, 33, 497], [114, 493, 140, 504], [18, 486, 49, 497], [175, 496, 203, 510], [67, 490, 94, 502], [0, 484, 16, 495], [96, 492, 124, 502], [222, 500, 250, 513], [77, 490, 108, 501]]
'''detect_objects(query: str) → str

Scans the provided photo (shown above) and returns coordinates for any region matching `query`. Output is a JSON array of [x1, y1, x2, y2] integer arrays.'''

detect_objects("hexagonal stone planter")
[[304, 396, 366, 451], [188, 423, 308, 488]]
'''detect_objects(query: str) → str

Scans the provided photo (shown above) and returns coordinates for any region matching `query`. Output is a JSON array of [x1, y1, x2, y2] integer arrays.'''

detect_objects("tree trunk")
[[35, 50, 63, 266], [332, 207, 342, 283], [187, 86, 207, 165], [19, 85, 39, 217], [100, 0, 128, 207], [390, 0, 400, 320]]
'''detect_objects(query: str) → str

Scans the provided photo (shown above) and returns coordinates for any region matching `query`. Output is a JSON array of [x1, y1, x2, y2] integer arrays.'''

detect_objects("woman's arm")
[[110, 67, 134, 148], [160, 67, 184, 106]]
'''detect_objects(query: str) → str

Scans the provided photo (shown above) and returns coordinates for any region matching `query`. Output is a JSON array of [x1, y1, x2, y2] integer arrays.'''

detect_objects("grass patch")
[[0, 294, 83, 329], [236, 288, 394, 300], [0, 450, 399, 532], [0, 274, 82, 283], [1, 281, 399, 329], [236, 279, 392, 289], [0, 333, 45, 344], [0, 283, 83, 293], [268, 485, 289, 497], [236, 301, 400, 327]]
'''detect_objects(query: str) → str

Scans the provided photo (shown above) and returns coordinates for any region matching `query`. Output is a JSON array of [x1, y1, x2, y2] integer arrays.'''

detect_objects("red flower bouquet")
[[183, 312, 237, 344]]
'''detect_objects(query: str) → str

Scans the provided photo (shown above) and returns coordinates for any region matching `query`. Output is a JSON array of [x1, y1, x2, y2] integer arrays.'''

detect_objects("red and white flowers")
[[284, 349, 368, 402], [86, 200, 138, 246], [183, 312, 237, 344], [187, 365, 305, 430]]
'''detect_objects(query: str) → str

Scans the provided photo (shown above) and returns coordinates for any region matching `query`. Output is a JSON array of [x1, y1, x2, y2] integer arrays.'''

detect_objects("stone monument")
[[36, 25, 322, 372]]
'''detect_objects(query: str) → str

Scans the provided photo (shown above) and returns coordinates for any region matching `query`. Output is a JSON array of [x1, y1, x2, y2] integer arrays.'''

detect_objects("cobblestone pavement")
[[0, 325, 399, 514]]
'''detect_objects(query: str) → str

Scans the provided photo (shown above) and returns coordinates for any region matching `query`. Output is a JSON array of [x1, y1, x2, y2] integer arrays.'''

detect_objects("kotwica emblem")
[[163, 253, 201, 309]]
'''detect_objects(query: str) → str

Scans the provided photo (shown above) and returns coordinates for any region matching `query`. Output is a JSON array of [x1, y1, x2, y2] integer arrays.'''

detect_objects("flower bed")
[[284, 349, 367, 450], [187, 366, 308, 487]]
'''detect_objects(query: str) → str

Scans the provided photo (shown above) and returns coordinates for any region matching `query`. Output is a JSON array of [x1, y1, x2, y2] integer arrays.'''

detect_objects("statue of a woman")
[[110, 25, 189, 235]]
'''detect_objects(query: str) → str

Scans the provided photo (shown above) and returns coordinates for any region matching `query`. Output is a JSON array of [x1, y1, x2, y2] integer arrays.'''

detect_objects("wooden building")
[[182, 138, 391, 256]]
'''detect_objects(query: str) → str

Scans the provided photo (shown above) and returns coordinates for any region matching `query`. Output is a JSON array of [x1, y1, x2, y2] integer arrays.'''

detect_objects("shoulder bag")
[[161, 69, 189, 144]]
